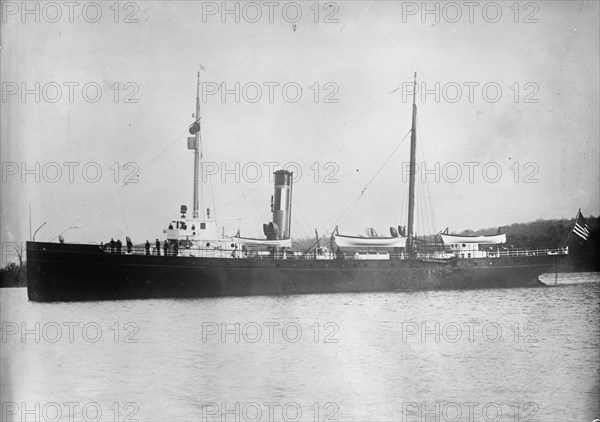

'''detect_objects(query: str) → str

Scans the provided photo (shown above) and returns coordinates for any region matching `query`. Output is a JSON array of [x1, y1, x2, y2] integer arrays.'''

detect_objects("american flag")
[[572, 210, 590, 240]]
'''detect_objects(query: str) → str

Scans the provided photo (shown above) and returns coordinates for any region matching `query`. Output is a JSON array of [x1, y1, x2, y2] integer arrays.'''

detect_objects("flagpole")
[[564, 208, 581, 246]]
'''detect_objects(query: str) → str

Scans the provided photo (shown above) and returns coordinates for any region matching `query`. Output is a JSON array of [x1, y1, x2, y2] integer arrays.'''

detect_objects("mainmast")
[[406, 72, 417, 254], [193, 71, 202, 219]]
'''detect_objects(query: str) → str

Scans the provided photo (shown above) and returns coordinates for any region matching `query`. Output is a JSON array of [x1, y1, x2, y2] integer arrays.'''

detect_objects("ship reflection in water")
[[2, 276, 598, 421]]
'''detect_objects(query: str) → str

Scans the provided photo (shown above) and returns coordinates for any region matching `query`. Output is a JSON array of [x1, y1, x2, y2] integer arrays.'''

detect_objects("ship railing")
[[490, 247, 569, 257], [100, 245, 569, 260], [102, 246, 288, 259], [113, 246, 244, 258]]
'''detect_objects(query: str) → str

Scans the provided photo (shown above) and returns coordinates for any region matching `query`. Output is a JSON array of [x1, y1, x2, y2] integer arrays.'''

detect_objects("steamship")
[[26, 73, 568, 302]]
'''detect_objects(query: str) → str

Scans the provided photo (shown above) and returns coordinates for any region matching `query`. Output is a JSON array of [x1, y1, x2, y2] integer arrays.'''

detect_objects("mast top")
[[196, 72, 201, 107], [412, 71, 417, 107]]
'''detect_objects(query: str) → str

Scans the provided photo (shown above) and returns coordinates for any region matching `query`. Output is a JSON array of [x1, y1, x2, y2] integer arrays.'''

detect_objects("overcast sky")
[[1, 0, 598, 262]]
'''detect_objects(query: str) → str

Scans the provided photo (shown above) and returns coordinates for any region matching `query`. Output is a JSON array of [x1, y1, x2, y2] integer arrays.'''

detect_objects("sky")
[[1, 0, 599, 263]]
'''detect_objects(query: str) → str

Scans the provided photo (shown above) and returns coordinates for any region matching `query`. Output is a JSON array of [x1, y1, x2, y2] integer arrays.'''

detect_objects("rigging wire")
[[118, 190, 130, 235], [50, 128, 190, 240], [209, 171, 217, 219], [205, 143, 217, 220], [293, 202, 320, 240], [200, 142, 205, 219], [416, 143, 430, 238], [48, 184, 126, 242], [419, 162, 431, 238], [219, 188, 257, 209], [398, 160, 408, 231], [325, 129, 412, 233], [417, 172, 429, 238], [198, 126, 218, 219], [415, 173, 422, 237], [417, 118, 438, 236], [138, 129, 189, 175]]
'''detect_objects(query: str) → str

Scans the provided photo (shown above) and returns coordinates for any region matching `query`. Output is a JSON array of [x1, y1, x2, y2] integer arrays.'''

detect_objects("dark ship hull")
[[26, 241, 562, 302]]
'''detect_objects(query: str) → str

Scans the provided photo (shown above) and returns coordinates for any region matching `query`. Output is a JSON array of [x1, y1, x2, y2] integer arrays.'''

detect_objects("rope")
[[118, 190, 130, 235], [50, 129, 190, 240], [398, 169, 407, 231], [219, 188, 257, 209], [417, 118, 438, 237], [294, 202, 319, 240], [326, 129, 412, 232], [202, 134, 218, 219]]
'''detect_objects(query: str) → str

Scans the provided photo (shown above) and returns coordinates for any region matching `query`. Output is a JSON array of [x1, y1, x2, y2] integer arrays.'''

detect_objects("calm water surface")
[[1, 273, 599, 421]]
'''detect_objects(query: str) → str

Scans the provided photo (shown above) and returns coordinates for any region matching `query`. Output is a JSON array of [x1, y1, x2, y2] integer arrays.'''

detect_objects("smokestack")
[[272, 170, 293, 239]]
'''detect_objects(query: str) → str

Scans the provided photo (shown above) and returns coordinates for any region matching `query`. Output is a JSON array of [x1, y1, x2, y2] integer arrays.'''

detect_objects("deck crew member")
[[116, 239, 122, 254], [110, 238, 115, 253], [163, 240, 169, 256], [145, 240, 150, 255], [126, 238, 133, 254], [155, 239, 161, 256]]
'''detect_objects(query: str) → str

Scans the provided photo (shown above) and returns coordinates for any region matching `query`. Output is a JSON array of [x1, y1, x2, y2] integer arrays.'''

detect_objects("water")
[[1, 273, 599, 422]]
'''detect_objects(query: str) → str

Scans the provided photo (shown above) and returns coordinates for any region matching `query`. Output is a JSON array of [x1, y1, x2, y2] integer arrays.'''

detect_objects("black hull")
[[26, 242, 562, 302]]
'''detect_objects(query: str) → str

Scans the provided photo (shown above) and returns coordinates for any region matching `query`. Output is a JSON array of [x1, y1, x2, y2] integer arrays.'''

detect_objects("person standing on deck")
[[163, 240, 169, 256], [145, 240, 150, 256], [155, 239, 161, 256], [110, 238, 115, 253], [116, 239, 122, 254]]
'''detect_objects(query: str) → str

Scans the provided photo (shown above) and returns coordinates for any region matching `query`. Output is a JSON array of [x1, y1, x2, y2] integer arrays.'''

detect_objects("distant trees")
[[457, 216, 599, 249], [0, 242, 27, 287], [0, 263, 26, 287]]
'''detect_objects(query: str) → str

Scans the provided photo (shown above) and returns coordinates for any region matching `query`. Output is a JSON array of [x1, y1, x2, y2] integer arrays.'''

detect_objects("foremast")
[[406, 72, 417, 255]]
